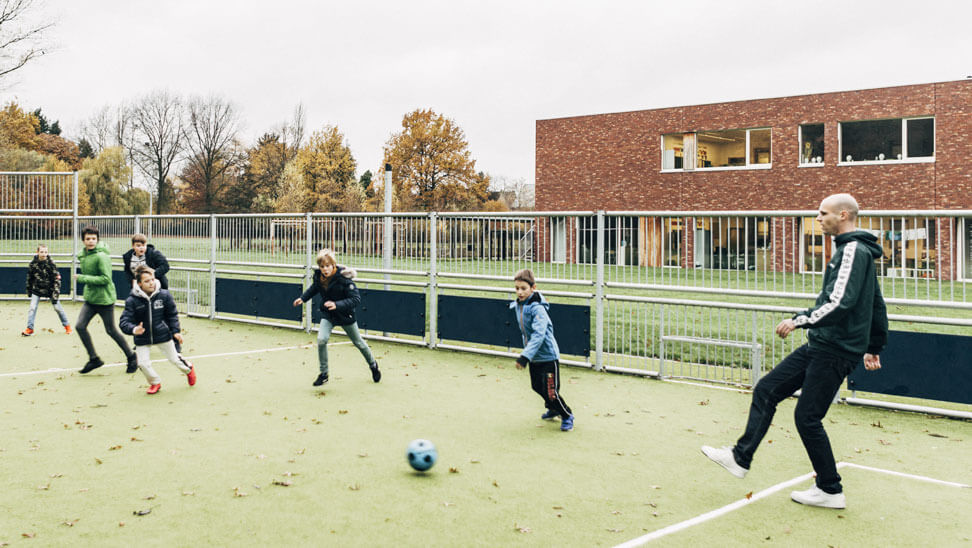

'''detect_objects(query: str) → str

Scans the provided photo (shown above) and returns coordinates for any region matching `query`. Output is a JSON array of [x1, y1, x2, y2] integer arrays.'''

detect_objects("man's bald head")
[[821, 193, 859, 221]]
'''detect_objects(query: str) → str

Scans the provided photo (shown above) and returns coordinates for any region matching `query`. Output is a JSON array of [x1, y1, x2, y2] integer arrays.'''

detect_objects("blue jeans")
[[27, 294, 70, 329], [733, 344, 858, 494], [316, 319, 375, 375]]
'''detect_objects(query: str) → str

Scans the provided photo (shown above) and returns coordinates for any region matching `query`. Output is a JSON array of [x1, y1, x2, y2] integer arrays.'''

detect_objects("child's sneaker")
[[541, 410, 559, 420], [186, 365, 196, 386], [313, 373, 328, 386], [370, 361, 381, 383], [701, 445, 749, 478], [21, 328, 34, 336], [560, 415, 574, 431], [790, 485, 846, 509], [64, 325, 72, 335], [79, 357, 104, 374], [146, 384, 161, 395]]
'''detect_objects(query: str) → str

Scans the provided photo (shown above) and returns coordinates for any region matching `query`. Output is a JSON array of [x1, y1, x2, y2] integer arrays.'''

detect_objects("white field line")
[[614, 461, 969, 547], [0, 341, 352, 378]]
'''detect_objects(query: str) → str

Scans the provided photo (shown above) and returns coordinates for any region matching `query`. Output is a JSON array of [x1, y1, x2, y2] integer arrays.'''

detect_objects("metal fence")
[[0, 172, 77, 214], [2, 205, 971, 414]]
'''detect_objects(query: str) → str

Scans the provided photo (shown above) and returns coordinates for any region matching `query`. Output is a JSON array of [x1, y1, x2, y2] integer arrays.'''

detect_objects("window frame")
[[837, 116, 935, 166], [660, 128, 772, 172], [798, 123, 826, 168]]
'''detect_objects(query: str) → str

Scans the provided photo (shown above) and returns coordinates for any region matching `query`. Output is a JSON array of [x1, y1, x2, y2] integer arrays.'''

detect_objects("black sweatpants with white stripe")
[[528, 360, 572, 418]]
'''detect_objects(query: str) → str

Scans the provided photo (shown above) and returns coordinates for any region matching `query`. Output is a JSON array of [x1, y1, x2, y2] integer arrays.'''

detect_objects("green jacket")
[[793, 230, 888, 361], [77, 241, 117, 305]]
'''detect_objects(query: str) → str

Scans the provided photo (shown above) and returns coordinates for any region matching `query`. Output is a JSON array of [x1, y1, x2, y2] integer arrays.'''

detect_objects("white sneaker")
[[701, 445, 748, 478], [790, 485, 846, 509]]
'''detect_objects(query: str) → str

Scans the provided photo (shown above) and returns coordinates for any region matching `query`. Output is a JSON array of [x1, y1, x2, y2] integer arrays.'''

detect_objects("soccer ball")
[[406, 439, 437, 472]]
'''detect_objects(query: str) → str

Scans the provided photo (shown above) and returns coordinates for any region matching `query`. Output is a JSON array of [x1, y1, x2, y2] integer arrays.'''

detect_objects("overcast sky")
[[3, 0, 971, 189]]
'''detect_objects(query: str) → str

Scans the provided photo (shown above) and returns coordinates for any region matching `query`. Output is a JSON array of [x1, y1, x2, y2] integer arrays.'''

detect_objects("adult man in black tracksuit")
[[702, 193, 888, 509]]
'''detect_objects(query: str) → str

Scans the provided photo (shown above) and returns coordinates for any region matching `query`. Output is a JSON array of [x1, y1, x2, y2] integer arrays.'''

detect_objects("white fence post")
[[595, 210, 605, 371]]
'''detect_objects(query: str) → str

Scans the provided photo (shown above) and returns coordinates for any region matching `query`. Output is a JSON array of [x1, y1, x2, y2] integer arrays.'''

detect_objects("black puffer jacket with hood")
[[119, 279, 181, 346]]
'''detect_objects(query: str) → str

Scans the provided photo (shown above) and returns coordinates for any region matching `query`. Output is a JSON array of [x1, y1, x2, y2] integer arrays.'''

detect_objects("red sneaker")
[[21, 328, 34, 336], [186, 365, 196, 387], [146, 384, 161, 395], [64, 325, 72, 335]]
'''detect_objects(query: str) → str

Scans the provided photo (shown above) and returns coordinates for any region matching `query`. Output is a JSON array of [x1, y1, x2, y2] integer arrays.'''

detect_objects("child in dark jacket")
[[22, 244, 71, 336], [511, 268, 574, 431], [292, 249, 380, 386], [119, 265, 195, 395]]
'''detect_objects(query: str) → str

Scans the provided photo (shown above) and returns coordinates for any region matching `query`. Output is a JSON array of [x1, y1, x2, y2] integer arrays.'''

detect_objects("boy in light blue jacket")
[[510, 269, 574, 431]]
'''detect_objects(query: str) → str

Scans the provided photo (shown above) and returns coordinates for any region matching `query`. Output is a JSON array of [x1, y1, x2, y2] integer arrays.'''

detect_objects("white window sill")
[[798, 163, 826, 168], [837, 157, 935, 167], [660, 164, 772, 173]]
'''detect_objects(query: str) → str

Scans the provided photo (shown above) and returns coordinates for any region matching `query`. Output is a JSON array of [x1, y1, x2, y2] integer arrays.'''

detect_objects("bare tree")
[[0, 0, 53, 81], [130, 90, 184, 213], [283, 102, 305, 159], [180, 94, 242, 212], [81, 103, 142, 189]]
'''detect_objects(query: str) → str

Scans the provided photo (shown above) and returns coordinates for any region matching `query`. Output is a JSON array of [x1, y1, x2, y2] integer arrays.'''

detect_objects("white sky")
[[3, 0, 971, 189]]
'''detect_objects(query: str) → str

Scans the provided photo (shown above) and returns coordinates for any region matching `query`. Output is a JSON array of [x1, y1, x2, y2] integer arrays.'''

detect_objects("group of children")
[[23, 227, 195, 395], [20, 228, 574, 433]]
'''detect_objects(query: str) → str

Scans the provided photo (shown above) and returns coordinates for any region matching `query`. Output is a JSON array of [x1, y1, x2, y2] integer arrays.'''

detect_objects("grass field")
[[1, 301, 970, 547]]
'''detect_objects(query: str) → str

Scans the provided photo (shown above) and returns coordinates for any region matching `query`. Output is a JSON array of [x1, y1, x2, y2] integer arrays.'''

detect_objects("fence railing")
[[2, 207, 971, 416]]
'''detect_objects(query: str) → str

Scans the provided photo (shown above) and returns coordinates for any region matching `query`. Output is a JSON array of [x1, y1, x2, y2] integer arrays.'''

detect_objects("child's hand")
[[515, 361, 525, 370], [56, 274, 61, 280], [293, 298, 303, 307], [133, 322, 145, 335], [173, 332, 184, 344], [324, 300, 336, 310]]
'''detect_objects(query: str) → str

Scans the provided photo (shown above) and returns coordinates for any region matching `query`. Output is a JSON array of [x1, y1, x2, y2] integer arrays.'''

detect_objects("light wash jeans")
[[317, 318, 375, 376], [27, 294, 70, 329]]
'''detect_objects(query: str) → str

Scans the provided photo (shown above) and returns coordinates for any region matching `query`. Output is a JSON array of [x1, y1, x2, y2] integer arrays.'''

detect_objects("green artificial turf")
[[0, 301, 969, 547]]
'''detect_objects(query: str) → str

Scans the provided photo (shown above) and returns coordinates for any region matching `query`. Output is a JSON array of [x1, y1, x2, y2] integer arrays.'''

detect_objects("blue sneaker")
[[541, 410, 559, 420], [560, 415, 574, 432]]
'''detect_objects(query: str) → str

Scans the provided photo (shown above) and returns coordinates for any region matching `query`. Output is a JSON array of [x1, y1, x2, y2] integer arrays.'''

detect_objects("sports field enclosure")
[[1, 173, 970, 545]]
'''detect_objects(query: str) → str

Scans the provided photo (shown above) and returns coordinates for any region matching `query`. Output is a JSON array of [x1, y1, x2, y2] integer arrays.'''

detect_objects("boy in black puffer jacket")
[[292, 249, 380, 387], [119, 265, 196, 395], [23, 244, 71, 336]]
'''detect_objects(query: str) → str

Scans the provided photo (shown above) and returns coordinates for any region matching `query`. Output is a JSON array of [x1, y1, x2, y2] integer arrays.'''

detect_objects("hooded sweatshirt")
[[510, 291, 560, 365], [299, 265, 360, 326], [77, 241, 117, 306], [119, 279, 180, 346], [792, 230, 888, 361]]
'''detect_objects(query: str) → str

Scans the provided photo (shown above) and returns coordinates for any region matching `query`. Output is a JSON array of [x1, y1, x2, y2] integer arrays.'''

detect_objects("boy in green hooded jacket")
[[76, 225, 136, 374]]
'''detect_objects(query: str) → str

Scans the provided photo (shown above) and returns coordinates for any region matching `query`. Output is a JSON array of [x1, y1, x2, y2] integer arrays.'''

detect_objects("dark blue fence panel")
[[311, 289, 425, 337], [847, 330, 972, 404], [215, 278, 302, 322], [0, 266, 72, 296], [438, 295, 590, 357]]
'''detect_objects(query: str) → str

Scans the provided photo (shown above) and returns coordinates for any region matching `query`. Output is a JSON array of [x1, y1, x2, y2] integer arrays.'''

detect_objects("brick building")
[[534, 80, 972, 280]]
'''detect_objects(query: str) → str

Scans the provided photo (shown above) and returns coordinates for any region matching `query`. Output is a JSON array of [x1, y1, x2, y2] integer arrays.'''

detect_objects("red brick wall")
[[536, 81, 972, 212]]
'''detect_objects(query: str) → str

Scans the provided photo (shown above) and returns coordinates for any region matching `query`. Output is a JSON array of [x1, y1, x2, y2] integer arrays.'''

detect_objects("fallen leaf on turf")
[[611, 510, 622, 515], [552, 506, 564, 510], [272, 480, 292, 487], [94, 458, 102, 465], [470, 459, 480, 463], [232, 487, 247, 497], [449, 467, 459, 473], [698, 399, 710, 406], [21, 533, 35, 538], [62, 519, 79, 527], [118, 522, 125, 527], [928, 433, 948, 438], [878, 439, 891, 445], [182, 491, 195, 496], [492, 480, 499, 487], [608, 529, 624, 533], [144, 494, 156, 500], [296, 448, 306, 455], [109, 445, 122, 451], [442, 501, 454, 507], [78, 488, 88, 492], [338, 410, 348, 414], [37, 483, 50, 490], [130, 437, 143, 442], [348, 483, 360, 491], [745, 491, 753, 500], [133, 509, 151, 516], [871, 421, 883, 428], [50, 473, 62, 478], [514, 523, 531, 533]]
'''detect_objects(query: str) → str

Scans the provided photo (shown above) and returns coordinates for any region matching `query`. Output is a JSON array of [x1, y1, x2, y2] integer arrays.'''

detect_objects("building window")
[[695, 128, 771, 169], [661, 133, 688, 170], [799, 124, 824, 165], [550, 217, 566, 264], [839, 117, 934, 163], [962, 218, 972, 281]]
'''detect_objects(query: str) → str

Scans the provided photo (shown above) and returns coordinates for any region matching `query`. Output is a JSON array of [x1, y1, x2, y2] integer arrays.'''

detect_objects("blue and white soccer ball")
[[406, 439, 437, 472]]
